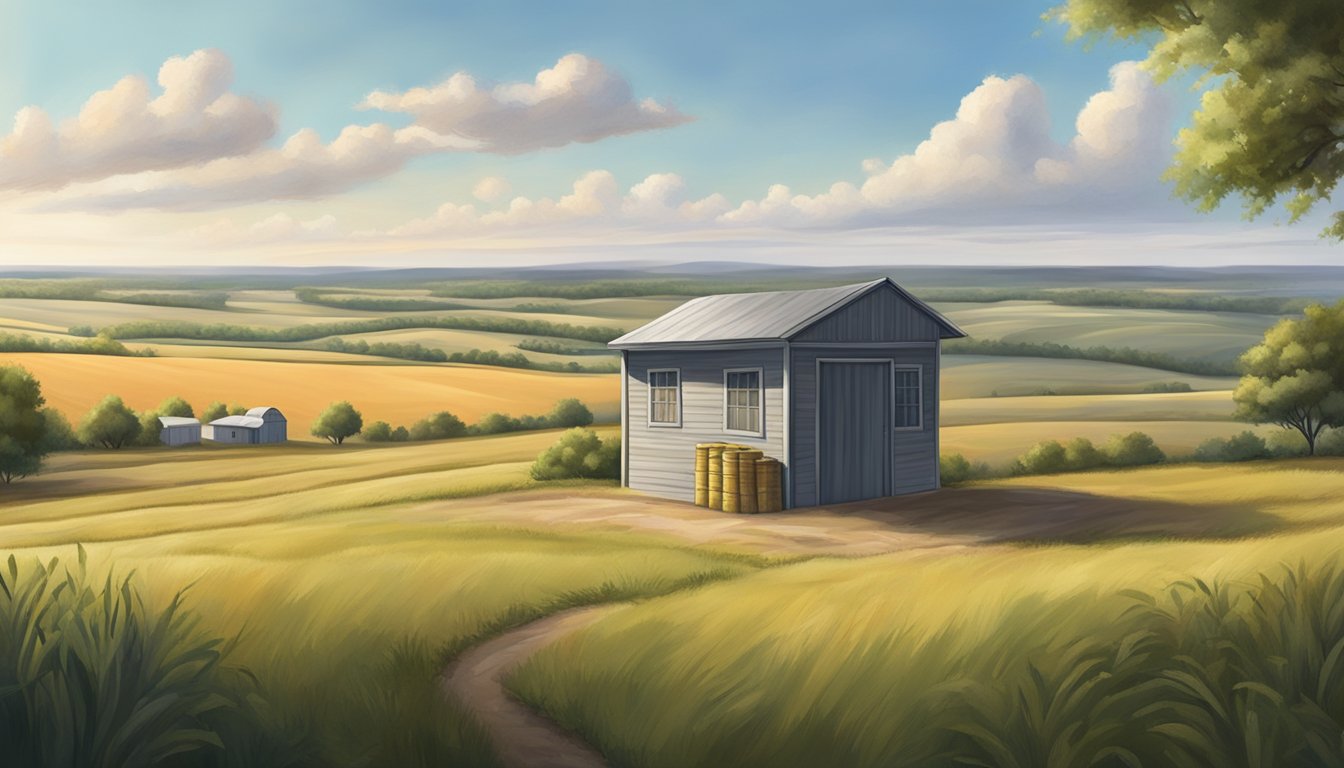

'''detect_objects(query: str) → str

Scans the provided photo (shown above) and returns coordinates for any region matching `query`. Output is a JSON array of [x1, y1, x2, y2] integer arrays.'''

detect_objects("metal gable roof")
[[158, 416, 200, 428], [209, 415, 264, 429], [607, 278, 965, 349]]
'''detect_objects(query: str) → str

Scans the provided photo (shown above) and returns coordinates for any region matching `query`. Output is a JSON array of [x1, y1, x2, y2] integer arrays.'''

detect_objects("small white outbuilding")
[[157, 416, 202, 446], [203, 407, 287, 444]]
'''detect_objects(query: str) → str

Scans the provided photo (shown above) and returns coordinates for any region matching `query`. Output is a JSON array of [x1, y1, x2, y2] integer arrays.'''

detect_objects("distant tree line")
[[0, 279, 228, 310], [292, 287, 584, 316], [362, 398, 596, 444], [322, 338, 618, 372], [920, 287, 1309, 315], [943, 338, 1237, 376], [0, 332, 155, 358], [514, 338, 614, 356], [83, 315, 624, 345]]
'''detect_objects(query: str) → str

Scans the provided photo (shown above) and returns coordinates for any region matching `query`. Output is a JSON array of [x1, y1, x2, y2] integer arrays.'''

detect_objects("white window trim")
[[646, 367, 682, 428], [892, 363, 924, 432], [723, 367, 765, 437]]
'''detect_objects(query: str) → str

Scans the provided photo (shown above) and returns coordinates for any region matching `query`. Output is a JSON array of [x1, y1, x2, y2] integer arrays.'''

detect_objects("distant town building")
[[157, 416, 202, 446], [203, 406, 288, 444], [609, 278, 966, 508]]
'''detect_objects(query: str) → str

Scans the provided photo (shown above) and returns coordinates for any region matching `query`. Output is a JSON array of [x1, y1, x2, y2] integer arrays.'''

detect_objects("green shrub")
[[1016, 440, 1069, 475], [1103, 431, 1165, 466], [1142, 381, 1194, 393], [0, 366, 48, 482], [1063, 437, 1105, 470], [0, 547, 287, 766], [473, 412, 523, 435], [1193, 431, 1271, 462], [530, 429, 621, 481], [362, 420, 393, 442], [201, 401, 228, 422], [1314, 427, 1344, 456], [939, 453, 989, 485], [410, 411, 467, 441], [547, 398, 594, 428], [156, 395, 195, 418], [133, 410, 165, 447], [390, 425, 410, 442]]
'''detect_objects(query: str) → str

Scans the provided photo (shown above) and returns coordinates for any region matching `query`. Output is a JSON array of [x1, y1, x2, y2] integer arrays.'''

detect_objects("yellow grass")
[[941, 389, 1234, 425], [938, 300, 1277, 361], [7, 353, 620, 432], [941, 354, 1236, 398]]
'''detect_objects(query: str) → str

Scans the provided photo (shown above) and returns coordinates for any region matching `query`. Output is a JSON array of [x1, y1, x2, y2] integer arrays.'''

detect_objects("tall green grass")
[[510, 562, 1344, 768], [0, 546, 300, 767]]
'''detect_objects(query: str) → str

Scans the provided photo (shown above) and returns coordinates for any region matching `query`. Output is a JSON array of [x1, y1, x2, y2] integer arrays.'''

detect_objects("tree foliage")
[[77, 396, 141, 450], [0, 366, 49, 483], [1234, 302, 1344, 454], [201, 401, 228, 422], [530, 429, 621, 481], [1050, 0, 1344, 238], [311, 402, 363, 445]]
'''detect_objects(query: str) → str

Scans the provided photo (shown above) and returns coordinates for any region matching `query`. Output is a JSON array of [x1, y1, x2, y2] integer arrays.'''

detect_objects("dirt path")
[[442, 604, 623, 768]]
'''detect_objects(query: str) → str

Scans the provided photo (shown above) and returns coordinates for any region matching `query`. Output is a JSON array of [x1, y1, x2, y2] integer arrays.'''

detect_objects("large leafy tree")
[[78, 395, 142, 450], [0, 365, 50, 484], [1050, 0, 1344, 238], [1234, 303, 1344, 454], [311, 401, 363, 445]]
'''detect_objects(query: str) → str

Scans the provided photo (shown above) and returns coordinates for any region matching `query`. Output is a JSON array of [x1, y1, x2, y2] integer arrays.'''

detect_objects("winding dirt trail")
[[442, 604, 623, 768]]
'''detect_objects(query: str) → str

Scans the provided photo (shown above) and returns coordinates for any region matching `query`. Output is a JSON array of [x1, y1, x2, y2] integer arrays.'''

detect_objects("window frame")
[[646, 368, 683, 428], [722, 367, 765, 437], [891, 364, 924, 432]]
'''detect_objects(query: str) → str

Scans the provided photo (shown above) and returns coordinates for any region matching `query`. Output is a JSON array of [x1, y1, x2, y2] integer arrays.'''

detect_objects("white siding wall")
[[626, 347, 786, 503]]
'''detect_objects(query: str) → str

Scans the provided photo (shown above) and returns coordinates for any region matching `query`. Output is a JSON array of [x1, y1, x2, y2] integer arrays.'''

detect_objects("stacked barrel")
[[694, 443, 782, 513]]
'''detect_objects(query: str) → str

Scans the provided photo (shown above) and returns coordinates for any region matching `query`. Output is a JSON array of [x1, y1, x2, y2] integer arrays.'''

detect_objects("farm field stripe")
[[442, 604, 622, 768]]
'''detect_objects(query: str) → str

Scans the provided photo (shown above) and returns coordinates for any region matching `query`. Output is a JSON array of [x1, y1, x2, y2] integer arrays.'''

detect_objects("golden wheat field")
[[6, 353, 622, 432]]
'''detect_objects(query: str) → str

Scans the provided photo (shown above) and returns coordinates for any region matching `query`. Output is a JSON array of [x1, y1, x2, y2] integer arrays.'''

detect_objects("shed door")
[[818, 361, 890, 504]]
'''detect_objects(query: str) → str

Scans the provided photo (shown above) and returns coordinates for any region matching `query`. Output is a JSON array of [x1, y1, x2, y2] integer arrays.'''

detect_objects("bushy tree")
[[1233, 303, 1344, 454], [201, 401, 228, 422], [155, 396, 194, 418], [133, 411, 165, 447], [362, 421, 393, 442], [311, 402, 363, 445], [37, 408, 80, 452], [390, 425, 410, 442], [0, 366, 49, 483], [1050, 0, 1344, 239], [940, 453, 987, 485], [78, 395, 141, 450], [530, 429, 620, 480], [228, 403, 248, 416], [1105, 432, 1166, 467], [1063, 437, 1105, 471], [1017, 440, 1069, 475], [547, 398, 594, 428], [409, 411, 467, 441], [474, 413, 522, 435]]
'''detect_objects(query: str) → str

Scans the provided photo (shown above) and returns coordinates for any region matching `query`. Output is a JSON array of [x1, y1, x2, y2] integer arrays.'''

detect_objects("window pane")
[[650, 371, 680, 423]]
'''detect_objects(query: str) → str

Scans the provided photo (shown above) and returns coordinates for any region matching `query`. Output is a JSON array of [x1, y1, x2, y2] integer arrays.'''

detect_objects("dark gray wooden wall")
[[625, 347, 786, 502]]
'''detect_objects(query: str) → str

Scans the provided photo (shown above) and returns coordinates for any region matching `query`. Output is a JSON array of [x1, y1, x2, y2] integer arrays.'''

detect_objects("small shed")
[[609, 278, 967, 508], [203, 406, 287, 444], [157, 416, 201, 446]]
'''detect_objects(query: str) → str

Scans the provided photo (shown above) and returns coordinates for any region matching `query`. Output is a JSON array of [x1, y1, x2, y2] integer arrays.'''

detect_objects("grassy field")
[[509, 459, 1344, 768], [6, 353, 622, 432], [3, 432, 778, 766], [940, 355, 1236, 398], [934, 300, 1279, 364]]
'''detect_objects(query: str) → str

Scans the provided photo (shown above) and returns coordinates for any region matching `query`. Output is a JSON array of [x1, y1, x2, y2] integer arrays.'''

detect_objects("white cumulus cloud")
[[0, 49, 277, 191], [472, 176, 511, 202], [360, 53, 691, 153]]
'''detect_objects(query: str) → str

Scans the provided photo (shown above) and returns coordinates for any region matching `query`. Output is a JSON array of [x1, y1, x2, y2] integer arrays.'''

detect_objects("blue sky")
[[0, 0, 1337, 266]]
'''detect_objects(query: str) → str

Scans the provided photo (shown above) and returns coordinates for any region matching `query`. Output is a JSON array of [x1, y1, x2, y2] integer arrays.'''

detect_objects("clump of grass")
[[0, 546, 303, 767]]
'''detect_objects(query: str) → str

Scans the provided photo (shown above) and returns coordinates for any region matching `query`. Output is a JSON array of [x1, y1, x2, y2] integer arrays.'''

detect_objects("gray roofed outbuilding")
[[608, 278, 966, 349]]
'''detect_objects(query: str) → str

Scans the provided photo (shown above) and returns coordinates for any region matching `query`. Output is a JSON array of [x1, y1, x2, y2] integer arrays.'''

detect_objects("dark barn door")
[[818, 361, 890, 504]]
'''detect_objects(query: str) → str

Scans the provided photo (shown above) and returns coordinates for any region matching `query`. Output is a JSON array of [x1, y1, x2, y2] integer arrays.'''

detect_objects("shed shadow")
[[802, 486, 1287, 546]]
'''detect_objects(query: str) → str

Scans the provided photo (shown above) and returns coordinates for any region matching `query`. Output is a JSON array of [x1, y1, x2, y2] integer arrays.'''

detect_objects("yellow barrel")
[[735, 450, 762, 513], [694, 444, 711, 506], [756, 458, 783, 513], [722, 449, 742, 513], [707, 444, 726, 510]]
